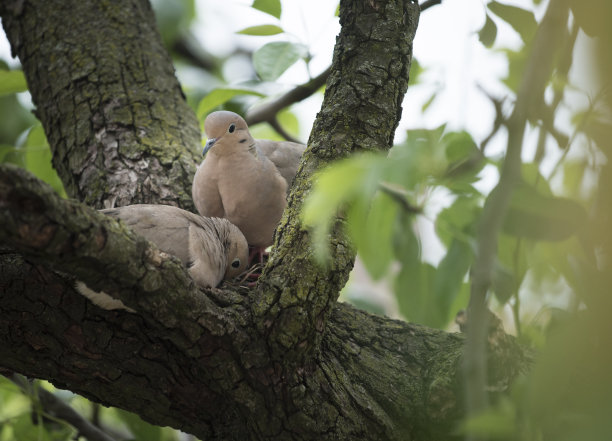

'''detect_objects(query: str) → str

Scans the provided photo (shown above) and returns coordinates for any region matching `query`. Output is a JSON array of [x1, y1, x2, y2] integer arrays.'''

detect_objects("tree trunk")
[[0, 0, 201, 209], [0, 0, 529, 439]]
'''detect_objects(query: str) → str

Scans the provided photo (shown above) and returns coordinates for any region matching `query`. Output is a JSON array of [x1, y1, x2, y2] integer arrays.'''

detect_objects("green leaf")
[[496, 233, 527, 287], [487, 1, 537, 43], [502, 48, 529, 95], [421, 91, 437, 113], [408, 58, 423, 85], [442, 131, 484, 184], [253, 41, 308, 81], [252, 0, 281, 19], [350, 192, 398, 280], [395, 262, 439, 326], [478, 13, 498, 48], [492, 263, 516, 304], [561, 160, 587, 199], [503, 181, 587, 241], [22, 125, 67, 197], [436, 196, 481, 247], [0, 70, 28, 96], [237, 24, 284, 36], [196, 88, 265, 121], [116, 409, 163, 441], [433, 239, 473, 323], [302, 154, 382, 263], [459, 399, 516, 439], [569, 0, 608, 37]]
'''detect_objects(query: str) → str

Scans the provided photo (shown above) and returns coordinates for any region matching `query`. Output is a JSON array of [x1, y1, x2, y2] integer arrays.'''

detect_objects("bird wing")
[[256, 140, 306, 189]]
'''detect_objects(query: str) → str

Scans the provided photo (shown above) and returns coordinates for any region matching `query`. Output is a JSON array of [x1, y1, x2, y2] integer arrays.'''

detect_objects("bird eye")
[[228, 123, 236, 133], [231, 258, 241, 268]]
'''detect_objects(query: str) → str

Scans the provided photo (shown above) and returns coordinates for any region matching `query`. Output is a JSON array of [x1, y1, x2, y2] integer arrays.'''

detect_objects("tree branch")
[[464, 0, 570, 426], [254, 0, 421, 365], [0, 242, 529, 440], [420, 0, 442, 11]]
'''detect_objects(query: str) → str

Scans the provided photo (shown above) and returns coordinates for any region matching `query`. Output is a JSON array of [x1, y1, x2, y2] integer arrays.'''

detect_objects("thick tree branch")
[[254, 0, 421, 366], [0, 0, 201, 210]]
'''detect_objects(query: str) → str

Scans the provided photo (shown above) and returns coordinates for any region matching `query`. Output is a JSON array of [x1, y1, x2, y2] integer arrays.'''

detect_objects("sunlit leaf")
[[487, 1, 537, 43], [302, 154, 383, 263], [116, 409, 163, 441], [21, 125, 67, 197], [408, 58, 423, 85], [478, 13, 498, 48], [237, 24, 284, 36], [253, 42, 308, 81], [252, 0, 281, 19], [503, 181, 587, 241], [350, 192, 398, 280], [197, 88, 265, 121], [0, 70, 28, 96]]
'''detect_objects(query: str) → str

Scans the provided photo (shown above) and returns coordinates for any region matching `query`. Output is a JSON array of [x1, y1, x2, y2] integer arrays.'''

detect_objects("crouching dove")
[[76, 204, 248, 311], [192, 111, 306, 253]]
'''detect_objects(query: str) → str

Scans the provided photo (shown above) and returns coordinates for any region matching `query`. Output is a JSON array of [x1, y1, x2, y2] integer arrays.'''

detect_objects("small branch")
[[268, 117, 303, 144], [464, 0, 570, 431], [8, 375, 118, 441], [477, 84, 506, 154], [420, 0, 442, 11], [245, 66, 331, 141]]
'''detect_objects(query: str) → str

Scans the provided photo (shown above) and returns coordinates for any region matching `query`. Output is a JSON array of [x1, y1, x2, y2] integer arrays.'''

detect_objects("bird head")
[[223, 221, 249, 280], [202, 111, 254, 156]]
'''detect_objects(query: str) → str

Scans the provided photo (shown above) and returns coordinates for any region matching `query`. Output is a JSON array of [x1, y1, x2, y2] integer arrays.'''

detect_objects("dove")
[[76, 204, 248, 311], [192, 111, 306, 251]]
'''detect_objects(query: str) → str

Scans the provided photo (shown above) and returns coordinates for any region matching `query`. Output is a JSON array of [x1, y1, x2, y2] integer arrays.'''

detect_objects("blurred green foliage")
[[302, 1, 612, 440]]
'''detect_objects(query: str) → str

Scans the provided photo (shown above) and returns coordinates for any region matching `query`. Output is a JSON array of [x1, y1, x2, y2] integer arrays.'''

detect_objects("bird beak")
[[202, 138, 217, 156]]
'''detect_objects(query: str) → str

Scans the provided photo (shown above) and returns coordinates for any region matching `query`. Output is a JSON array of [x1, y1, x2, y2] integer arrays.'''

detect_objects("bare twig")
[[463, 0, 570, 434], [268, 117, 302, 144], [245, 67, 331, 141], [420, 0, 442, 11], [477, 84, 506, 154], [379, 182, 422, 214], [8, 375, 118, 441]]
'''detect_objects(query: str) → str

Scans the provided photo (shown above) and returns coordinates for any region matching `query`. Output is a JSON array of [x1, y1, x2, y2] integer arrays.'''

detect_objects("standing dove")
[[192, 111, 306, 251]]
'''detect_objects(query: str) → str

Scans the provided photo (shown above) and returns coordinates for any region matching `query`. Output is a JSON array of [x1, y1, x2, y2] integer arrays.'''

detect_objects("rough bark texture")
[[255, 0, 421, 366], [0, 0, 200, 210], [0, 0, 530, 439]]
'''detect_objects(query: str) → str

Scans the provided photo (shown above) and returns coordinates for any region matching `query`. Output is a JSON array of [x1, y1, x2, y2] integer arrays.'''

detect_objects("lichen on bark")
[[0, 0, 201, 209]]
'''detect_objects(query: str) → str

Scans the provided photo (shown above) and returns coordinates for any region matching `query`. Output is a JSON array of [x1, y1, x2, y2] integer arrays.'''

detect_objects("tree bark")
[[0, 0, 530, 439], [0, 0, 200, 210]]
